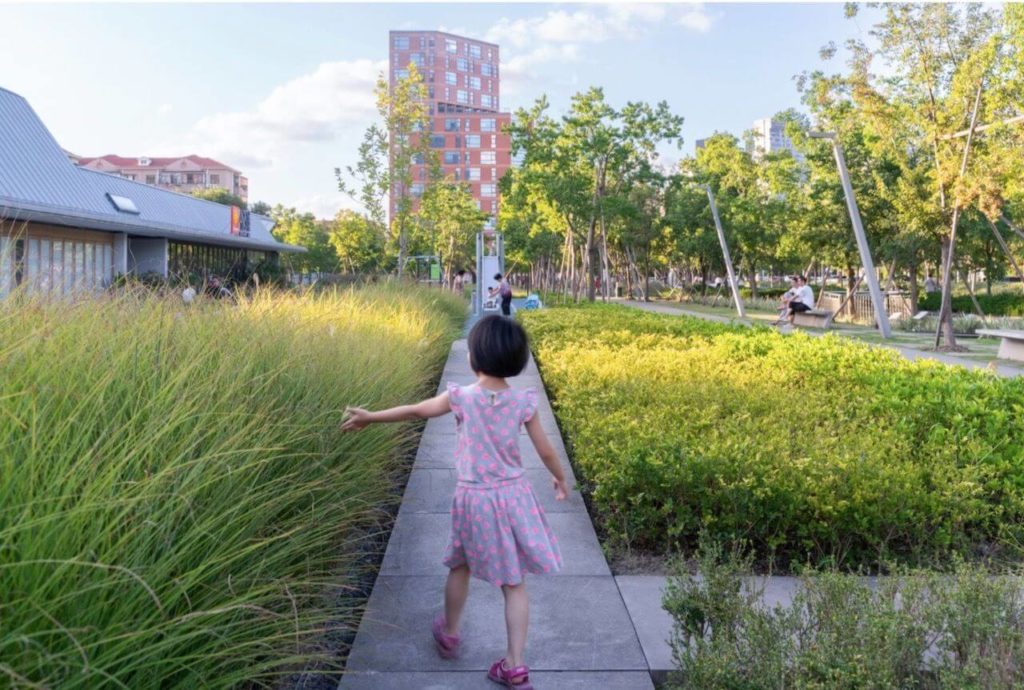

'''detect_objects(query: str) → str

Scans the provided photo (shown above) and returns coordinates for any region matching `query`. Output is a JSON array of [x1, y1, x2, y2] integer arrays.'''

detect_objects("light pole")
[[704, 184, 746, 319], [808, 132, 892, 338]]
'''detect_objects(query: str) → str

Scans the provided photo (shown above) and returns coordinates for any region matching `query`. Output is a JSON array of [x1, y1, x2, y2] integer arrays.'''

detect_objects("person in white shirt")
[[786, 275, 815, 325]]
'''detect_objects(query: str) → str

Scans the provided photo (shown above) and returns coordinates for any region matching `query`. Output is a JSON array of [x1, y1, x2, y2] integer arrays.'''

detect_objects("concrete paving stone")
[[401, 469, 587, 515], [340, 670, 654, 689], [344, 575, 649, 672], [380, 511, 610, 578], [614, 576, 675, 677]]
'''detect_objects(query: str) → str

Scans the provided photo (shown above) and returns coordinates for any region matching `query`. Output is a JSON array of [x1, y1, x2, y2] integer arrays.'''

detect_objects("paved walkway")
[[622, 299, 1024, 378], [340, 336, 655, 689]]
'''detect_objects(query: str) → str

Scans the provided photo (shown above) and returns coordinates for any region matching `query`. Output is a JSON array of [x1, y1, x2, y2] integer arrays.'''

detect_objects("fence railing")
[[818, 290, 913, 324]]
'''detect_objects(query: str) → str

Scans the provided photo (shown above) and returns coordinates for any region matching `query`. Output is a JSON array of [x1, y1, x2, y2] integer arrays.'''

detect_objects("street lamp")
[[807, 131, 892, 338], [703, 184, 746, 319]]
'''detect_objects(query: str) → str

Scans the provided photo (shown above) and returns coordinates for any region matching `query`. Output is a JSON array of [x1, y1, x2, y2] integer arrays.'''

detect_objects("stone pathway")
[[622, 299, 1024, 378], [339, 337, 654, 689]]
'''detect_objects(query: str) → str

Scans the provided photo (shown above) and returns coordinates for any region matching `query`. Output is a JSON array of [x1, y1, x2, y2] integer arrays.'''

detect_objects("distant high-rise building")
[[750, 118, 803, 163], [389, 30, 512, 231]]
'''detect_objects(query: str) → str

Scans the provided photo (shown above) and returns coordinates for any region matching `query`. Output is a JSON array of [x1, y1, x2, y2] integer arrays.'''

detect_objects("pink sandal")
[[488, 658, 534, 689], [431, 615, 460, 659]]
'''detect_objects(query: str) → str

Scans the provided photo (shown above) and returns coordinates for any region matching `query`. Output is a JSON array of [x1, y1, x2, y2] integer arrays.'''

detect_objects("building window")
[[469, 76, 481, 90], [480, 150, 496, 165], [480, 94, 494, 108], [446, 71, 456, 85], [481, 63, 494, 77], [457, 90, 469, 104], [456, 57, 468, 72], [469, 44, 481, 59], [491, 134, 497, 148], [395, 69, 409, 81], [429, 135, 446, 148], [453, 169, 461, 181], [466, 134, 480, 148], [412, 153, 425, 164], [491, 201, 497, 213], [410, 53, 424, 66], [490, 167, 496, 180], [445, 118, 460, 132], [411, 183, 425, 196], [468, 167, 480, 181], [445, 38, 457, 53], [394, 36, 410, 50], [481, 118, 495, 132], [146, 174, 156, 184], [481, 184, 496, 197], [444, 151, 460, 164], [186, 173, 196, 184]]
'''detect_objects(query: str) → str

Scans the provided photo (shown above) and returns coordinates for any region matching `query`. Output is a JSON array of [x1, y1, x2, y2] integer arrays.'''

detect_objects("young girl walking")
[[342, 315, 568, 689]]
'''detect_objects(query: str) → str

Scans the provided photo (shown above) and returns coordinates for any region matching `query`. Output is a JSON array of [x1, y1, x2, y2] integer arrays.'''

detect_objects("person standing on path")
[[342, 316, 568, 689], [489, 273, 513, 316]]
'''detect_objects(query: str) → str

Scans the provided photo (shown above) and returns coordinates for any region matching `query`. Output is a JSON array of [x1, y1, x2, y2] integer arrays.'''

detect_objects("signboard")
[[430, 262, 441, 281], [230, 206, 241, 235], [481, 255, 501, 311]]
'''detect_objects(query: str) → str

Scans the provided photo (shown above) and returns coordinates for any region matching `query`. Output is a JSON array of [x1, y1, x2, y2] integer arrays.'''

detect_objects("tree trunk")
[[747, 265, 758, 299], [908, 263, 920, 314], [846, 265, 857, 319]]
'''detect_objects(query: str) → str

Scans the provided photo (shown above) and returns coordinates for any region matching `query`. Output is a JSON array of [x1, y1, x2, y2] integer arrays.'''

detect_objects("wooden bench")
[[977, 329, 1024, 362], [792, 309, 834, 329]]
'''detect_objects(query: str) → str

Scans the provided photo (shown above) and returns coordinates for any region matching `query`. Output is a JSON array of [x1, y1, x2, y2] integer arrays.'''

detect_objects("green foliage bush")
[[920, 290, 1024, 317], [664, 539, 1024, 689], [1, 285, 465, 687], [520, 304, 1024, 569]]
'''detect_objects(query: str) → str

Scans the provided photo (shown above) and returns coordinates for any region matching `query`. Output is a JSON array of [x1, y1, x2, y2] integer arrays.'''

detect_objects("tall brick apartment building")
[[389, 30, 512, 232]]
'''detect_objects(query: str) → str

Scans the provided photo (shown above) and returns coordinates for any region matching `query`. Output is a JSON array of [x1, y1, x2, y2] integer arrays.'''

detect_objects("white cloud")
[[487, 4, 715, 97], [289, 191, 360, 220], [161, 59, 385, 170], [157, 103, 173, 115]]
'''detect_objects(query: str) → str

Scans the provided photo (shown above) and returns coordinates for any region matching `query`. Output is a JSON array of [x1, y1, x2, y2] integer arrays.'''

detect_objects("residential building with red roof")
[[76, 154, 249, 203]]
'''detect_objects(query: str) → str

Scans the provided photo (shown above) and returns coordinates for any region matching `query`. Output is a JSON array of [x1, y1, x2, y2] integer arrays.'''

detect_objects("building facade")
[[750, 118, 804, 162], [0, 86, 301, 297], [76, 155, 249, 203], [389, 30, 512, 231]]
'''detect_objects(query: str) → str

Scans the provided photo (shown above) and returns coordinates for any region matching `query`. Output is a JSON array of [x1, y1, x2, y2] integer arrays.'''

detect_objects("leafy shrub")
[[520, 304, 1024, 569], [920, 291, 1024, 317], [664, 539, 1024, 689], [1, 286, 465, 687]]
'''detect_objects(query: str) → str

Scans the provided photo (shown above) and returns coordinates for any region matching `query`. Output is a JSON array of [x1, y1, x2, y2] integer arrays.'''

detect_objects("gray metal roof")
[[0, 86, 303, 254]]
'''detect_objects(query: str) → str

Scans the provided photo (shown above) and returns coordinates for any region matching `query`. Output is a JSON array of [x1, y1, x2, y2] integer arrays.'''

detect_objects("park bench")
[[976, 328, 1024, 362], [793, 309, 835, 329]]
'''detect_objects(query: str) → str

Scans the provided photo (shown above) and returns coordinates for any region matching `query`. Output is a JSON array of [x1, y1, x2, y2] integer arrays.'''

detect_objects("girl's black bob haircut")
[[467, 315, 529, 378]]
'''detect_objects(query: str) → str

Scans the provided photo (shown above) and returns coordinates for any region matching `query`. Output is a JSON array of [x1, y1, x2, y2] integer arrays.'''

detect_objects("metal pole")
[[704, 184, 746, 318], [809, 132, 891, 338]]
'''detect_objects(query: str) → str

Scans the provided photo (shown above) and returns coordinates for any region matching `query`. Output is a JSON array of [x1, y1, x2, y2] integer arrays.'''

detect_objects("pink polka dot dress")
[[442, 383, 562, 586]]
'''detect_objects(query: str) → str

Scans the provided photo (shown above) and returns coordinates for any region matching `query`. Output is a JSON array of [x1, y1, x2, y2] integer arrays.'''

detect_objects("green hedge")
[[521, 304, 1024, 569], [1, 285, 465, 687], [920, 290, 1024, 316]]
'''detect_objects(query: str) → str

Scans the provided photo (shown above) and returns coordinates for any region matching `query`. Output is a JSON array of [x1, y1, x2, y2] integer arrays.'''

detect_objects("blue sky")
[[0, 2, 880, 218]]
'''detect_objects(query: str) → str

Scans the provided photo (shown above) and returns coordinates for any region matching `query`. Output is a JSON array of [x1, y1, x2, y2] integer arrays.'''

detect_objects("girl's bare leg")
[[501, 580, 529, 669], [444, 565, 471, 635]]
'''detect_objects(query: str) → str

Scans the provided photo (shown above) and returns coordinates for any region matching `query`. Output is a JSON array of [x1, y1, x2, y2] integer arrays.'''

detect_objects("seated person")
[[786, 275, 815, 325], [775, 276, 799, 323]]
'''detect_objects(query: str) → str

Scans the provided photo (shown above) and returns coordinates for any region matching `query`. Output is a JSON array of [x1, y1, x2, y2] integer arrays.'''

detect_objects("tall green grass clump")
[[0, 285, 464, 687], [520, 304, 1024, 570]]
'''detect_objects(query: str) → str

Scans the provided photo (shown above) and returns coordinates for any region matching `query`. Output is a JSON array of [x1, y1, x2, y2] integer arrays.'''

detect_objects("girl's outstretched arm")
[[341, 392, 451, 431]]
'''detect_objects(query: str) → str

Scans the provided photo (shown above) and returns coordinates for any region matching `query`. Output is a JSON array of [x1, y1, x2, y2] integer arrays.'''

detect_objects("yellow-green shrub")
[[521, 304, 1024, 569], [0, 285, 464, 687]]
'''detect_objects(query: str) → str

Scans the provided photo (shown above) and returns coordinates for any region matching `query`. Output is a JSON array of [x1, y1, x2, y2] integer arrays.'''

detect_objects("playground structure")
[[473, 229, 504, 315]]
